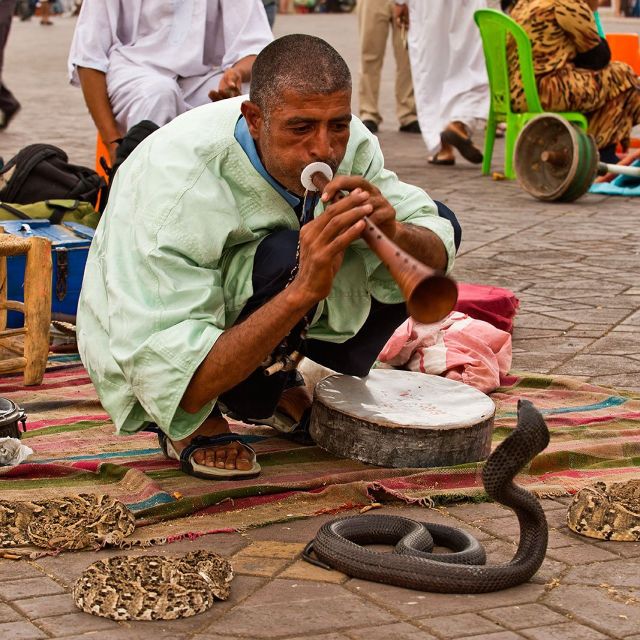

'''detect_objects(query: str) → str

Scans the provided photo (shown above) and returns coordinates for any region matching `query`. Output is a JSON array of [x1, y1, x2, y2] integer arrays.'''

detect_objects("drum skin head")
[[310, 371, 495, 468]]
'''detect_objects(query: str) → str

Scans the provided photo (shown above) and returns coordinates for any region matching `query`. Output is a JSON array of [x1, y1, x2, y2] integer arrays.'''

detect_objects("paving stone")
[[0, 576, 65, 600], [482, 603, 567, 630], [543, 584, 640, 636], [0, 620, 46, 639], [462, 634, 524, 640], [233, 540, 307, 559], [0, 601, 25, 622], [35, 611, 121, 635], [0, 561, 46, 582], [279, 559, 348, 583], [563, 558, 640, 588], [347, 622, 437, 640], [231, 555, 290, 577], [245, 513, 347, 543], [520, 622, 610, 640], [213, 579, 396, 637], [554, 355, 640, 377], [545, 544, 620, 565], [347, 581, 545, 617], [13, 593, 79, 618], [420, 612, 504, 638]]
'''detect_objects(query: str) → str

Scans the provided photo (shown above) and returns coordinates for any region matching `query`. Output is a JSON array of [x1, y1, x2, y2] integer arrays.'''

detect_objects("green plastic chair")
[[474, 9, 588, 179]]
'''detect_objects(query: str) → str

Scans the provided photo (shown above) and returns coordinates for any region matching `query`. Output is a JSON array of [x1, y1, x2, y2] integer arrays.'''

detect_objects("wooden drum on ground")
[[309, 370, 495, 468]]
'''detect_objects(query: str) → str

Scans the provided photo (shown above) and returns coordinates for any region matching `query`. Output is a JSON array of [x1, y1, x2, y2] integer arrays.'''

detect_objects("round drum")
[[514, 114, 599, 202], [0, 398, 27, 439], [309, 371, 495, 468]]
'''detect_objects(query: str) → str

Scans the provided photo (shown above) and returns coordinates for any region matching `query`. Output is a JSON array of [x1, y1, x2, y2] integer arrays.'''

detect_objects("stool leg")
[[0, 254, 6, 332], [23, 238, 52, 386]]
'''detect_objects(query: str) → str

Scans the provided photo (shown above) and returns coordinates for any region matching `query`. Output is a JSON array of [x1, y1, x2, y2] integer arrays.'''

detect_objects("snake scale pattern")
[[0, 494, 135, 550], [567, 479, 640, 541], [305, 399, 550, 593], [73, 551, 233, 620]]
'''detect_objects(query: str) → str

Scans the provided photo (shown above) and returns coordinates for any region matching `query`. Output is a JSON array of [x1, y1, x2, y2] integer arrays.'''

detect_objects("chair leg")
[[482, 112, 497, 176], [22, 238, 52, 386], [504, 115, 520, 180]]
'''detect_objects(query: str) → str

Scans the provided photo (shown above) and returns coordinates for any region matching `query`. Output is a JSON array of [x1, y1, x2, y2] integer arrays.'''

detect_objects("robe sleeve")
[[96, 143, 240, 439], [67, 0, 119, 85], [554, 0, 601, 54], [220, 0, 273, 69]]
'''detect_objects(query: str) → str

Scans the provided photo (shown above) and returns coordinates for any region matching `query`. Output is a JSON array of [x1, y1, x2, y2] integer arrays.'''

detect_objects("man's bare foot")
[[171, 415, 253, 471]]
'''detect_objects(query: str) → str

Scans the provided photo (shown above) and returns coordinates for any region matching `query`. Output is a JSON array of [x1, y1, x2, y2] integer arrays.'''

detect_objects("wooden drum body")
[[309, 371, 495, 468]]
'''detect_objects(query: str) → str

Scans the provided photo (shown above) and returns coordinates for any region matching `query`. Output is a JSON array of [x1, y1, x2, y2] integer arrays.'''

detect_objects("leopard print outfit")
[[508, 0, 640, 149]]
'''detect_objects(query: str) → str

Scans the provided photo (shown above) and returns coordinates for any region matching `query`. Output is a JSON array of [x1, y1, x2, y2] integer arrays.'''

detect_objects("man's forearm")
[[393, 223, 449, 271], [76, 67, 122, 146], [180, 284, 314, 413]]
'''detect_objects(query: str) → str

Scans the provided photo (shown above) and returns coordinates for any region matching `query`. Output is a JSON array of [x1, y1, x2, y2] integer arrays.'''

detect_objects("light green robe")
[[77, 96, 456, 439]]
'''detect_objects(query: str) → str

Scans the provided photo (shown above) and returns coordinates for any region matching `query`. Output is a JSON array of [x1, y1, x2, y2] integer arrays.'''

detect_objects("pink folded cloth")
[[378, 312, 512, 394], [455, 283, 519, 333]]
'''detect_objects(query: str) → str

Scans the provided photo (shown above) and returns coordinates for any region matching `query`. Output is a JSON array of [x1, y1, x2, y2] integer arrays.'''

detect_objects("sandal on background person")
[[440, 121, 484, 164]]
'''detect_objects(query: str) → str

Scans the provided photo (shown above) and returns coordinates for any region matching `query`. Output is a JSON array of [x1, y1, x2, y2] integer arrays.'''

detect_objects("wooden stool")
[[0, 233, 52, 385]]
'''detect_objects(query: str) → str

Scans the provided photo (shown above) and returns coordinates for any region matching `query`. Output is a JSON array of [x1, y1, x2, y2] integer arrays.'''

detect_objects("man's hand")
[[394, 2, 409, 28], [208, 68, 243, 102], [289, 188, 373, 304], [318, 176, 398, 240]]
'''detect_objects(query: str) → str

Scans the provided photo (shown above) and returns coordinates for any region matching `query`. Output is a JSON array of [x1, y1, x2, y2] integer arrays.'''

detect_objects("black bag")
[[0, 144, 105, 208]]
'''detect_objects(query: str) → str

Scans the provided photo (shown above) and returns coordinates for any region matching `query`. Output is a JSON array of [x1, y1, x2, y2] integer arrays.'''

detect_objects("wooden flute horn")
[[300, 162, 458, 325]]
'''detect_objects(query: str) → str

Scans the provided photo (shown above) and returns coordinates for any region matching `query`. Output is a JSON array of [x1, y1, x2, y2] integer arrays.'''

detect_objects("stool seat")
[[0, 231, 52, 385]]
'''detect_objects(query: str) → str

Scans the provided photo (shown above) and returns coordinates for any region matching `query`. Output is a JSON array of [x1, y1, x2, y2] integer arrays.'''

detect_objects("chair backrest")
[[474, 8, 543, 117]]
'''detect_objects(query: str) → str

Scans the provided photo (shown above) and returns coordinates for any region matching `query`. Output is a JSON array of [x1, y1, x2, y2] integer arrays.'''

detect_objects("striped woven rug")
[[1, 364, 639, 544]]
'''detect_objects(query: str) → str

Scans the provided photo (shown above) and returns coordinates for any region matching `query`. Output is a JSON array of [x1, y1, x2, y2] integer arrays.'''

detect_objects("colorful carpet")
[[1, 365, 640, 544]]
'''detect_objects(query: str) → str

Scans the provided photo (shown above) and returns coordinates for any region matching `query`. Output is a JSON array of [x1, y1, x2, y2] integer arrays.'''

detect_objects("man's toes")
[[214, 447, 227, 468], [236, 448, 254, 471], [224, 445, 239, 470]]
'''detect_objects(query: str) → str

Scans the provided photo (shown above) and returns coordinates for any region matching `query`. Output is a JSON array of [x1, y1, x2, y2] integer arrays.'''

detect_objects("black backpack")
[[0, 144, 105, 209]]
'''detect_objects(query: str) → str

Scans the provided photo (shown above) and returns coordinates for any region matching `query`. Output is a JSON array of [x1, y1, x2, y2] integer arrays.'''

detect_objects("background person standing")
[[395, 0, 489, 165], [0, 0, 20, 129], [358, 0, 419, 134]]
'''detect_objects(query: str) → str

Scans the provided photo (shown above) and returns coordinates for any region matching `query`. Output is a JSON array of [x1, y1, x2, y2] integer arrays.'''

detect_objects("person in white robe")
[[68, 0, 273, 162], [394, 0, 489, 166]]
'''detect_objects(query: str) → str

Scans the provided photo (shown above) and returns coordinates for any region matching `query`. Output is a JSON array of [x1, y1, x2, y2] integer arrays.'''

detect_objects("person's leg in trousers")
[[219, 230, 312, 420]]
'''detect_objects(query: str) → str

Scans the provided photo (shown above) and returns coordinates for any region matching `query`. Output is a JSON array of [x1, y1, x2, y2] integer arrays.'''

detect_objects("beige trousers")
[[357, 0, 416, 128]]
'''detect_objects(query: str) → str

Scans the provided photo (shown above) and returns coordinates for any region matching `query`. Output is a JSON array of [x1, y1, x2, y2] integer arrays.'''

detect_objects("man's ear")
[[241, 100, 263, 139]]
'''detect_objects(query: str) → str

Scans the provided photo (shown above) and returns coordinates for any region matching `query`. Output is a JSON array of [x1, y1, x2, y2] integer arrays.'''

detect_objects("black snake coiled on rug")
[[303, 399, 550, 593]]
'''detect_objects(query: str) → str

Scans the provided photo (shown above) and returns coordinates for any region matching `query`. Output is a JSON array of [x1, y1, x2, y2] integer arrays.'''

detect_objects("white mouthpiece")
[[300, 162, 333, 192]]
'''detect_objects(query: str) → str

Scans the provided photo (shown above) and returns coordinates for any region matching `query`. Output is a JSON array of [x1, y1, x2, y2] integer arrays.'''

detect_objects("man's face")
[[242, 88, 352, 196]]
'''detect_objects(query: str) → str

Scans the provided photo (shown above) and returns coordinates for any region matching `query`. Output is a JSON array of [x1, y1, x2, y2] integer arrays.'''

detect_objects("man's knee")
[[112, 73, 184, 129], [435, 200, 462, 253], [252, 229, 300, 292]]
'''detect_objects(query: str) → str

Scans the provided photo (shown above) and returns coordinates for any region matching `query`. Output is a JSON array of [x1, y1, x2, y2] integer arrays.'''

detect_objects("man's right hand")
[[289, 187, 372, 305]]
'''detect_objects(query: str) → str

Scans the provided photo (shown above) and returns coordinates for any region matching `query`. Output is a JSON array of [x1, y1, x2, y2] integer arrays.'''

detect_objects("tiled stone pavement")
[[1, 11, 640, 640]]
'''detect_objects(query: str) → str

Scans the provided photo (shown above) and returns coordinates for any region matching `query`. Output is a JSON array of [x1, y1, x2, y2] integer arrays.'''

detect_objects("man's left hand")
[[320, 176, 398, 240], [208, 68, 243, 102]]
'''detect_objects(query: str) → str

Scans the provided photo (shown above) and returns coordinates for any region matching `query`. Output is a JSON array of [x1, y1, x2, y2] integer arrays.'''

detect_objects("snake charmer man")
[[77, 34, 460, 481]]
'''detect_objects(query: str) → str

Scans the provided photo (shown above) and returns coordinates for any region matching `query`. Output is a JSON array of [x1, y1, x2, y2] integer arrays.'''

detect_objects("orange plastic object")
[[606, 33, 640, 75], [95, 133, 111, 182]]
